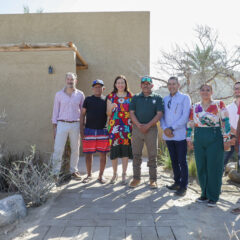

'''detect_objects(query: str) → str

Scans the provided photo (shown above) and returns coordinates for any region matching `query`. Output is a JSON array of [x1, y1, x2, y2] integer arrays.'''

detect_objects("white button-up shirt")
[[227, 102, 239, 130]]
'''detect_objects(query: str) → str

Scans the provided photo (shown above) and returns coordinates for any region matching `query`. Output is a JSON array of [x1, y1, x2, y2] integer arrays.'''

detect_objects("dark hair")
[[168, 76, 179, 83], [112, 75, 130, 94], [234, 82, 240, 86], [200, 84, 213, 91]]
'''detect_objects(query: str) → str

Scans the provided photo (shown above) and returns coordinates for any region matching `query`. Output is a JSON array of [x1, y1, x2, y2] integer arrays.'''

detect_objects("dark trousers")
[[166, 140, 188, 189]]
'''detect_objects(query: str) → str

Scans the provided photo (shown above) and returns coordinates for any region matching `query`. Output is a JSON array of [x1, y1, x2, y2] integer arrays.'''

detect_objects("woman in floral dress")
[[187, 84, 231, 207], [107, 75, 133, 184]]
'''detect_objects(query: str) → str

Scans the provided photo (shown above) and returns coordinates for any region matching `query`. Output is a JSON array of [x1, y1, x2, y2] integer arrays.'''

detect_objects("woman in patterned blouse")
[[187, 84, 231, 207], [107, 75, 133, 184]]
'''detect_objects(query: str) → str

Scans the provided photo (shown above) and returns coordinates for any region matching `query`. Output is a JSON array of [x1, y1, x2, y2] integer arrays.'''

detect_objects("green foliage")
[[162, 151, 172, 170], [157, 141, 172, 170], [23, 5, 30, 13], [158, 141, 197, 177], [188, 153, 197, 178]]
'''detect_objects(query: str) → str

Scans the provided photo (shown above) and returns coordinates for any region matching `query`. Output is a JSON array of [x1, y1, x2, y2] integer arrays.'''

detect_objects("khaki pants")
[[52, 121, 80, 175], [132, 125, 158, 181]]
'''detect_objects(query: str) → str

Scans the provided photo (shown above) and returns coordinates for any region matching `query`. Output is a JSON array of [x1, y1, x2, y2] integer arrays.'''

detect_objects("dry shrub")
[[0, 146, 55, 206]]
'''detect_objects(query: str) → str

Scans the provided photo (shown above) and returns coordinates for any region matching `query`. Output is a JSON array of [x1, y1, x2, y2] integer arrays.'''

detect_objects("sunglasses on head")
[[200, 88, 211, 92], [141, 76, 152, 83]]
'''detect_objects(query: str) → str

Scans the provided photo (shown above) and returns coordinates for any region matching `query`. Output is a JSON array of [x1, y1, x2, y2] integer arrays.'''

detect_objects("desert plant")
[[157, 144, 172, 170], [157, 25, 240, 102], [0, 146, 55, 206], [188, 153, 197, 177], [0, 150, 24, 192]]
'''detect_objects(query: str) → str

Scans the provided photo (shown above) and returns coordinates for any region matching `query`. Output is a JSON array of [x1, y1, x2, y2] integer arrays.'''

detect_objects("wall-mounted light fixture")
[[48, 66, 53, 74]]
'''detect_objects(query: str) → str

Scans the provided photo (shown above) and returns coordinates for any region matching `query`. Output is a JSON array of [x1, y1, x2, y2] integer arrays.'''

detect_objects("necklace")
[[117, 92, 127, 98], [201, 100, 212, 111]]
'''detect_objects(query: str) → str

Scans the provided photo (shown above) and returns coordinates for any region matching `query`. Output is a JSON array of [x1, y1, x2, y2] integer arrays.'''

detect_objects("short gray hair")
[[65, 72, 77, 80]]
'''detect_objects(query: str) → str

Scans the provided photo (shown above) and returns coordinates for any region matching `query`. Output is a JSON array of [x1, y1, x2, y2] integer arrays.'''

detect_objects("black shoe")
[[207, 200, 216, 207], [166, 183, 180, 191], [175, 188, 187, 196], [196, 196, 208, 203]]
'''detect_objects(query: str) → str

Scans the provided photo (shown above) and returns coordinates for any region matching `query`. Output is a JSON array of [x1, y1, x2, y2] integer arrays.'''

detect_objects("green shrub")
[[157, 143, 172, 170], [188, 153, 197, 177]]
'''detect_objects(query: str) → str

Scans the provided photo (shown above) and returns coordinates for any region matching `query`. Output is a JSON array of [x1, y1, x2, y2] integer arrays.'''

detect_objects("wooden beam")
[[0, 47, 72, 52], [76, 65, 88, 70], [0, 42, 88, 70]]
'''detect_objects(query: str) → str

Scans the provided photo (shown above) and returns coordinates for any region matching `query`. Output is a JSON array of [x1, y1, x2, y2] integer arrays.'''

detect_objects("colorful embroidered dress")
[[107, 92, 133, 159], [187, 100, 231, 142]]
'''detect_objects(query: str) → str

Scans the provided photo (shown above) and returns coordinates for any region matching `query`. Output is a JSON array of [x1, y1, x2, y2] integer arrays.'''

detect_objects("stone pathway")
[[6, 156, 240, 240]]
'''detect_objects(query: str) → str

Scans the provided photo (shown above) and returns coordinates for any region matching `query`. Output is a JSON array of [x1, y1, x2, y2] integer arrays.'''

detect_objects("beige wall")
[[0, 12, 150, 95], [0, 12, 150, 154], [0, 51, 76, 154]]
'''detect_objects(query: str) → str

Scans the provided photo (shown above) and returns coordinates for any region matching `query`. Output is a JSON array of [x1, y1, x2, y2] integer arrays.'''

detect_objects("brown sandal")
[[231, 207, 240, 215], [98, 176, 107, 184], [82, 176, 92, 183]]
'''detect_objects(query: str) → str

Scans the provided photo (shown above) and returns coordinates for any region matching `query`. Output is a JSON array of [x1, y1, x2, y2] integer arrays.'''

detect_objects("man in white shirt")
[[224, 82, 240, 172]]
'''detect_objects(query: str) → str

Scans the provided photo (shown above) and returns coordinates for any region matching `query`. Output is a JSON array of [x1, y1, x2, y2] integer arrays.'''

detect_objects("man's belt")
[[58, 120, 79, 123]]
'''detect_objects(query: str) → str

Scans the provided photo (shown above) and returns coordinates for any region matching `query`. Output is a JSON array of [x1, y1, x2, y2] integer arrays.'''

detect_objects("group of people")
[[51, 72, 240, 208]]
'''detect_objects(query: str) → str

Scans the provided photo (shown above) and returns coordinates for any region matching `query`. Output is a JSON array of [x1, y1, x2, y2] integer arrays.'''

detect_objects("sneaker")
[[166, 183, 180, 191], [149, 180, 158, 189], [71, 172, 82, 180], [196, 196, 208, 203], [175, 188, 187, 196], [207, 200, 216, 207], [129, 179, 141, 188]]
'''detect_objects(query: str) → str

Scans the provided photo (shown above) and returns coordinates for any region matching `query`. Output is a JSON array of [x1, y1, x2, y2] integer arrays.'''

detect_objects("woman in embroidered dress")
[[187, 84, 231, 207], [107, 75, 133, 184]]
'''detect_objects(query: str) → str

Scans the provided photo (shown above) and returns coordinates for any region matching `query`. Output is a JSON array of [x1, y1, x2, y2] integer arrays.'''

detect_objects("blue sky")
[[1, 0, 240, 70]]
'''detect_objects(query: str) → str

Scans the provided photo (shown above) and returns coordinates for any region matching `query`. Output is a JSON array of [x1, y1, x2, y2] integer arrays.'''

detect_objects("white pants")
[[52, 121, 80, 175]]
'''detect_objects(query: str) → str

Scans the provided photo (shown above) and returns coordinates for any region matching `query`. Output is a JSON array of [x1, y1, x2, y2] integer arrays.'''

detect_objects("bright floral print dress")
[[107, 92, 133, 160], [186, 100, 231, 142]]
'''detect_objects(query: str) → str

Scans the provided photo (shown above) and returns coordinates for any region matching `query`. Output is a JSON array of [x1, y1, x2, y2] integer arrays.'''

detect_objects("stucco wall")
[[0, 51, 76, 154], [0, 12, 150, 95], [0, 12, 150, 155]]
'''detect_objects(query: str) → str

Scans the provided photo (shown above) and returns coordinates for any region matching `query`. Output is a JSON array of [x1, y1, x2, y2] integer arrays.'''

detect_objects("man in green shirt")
[[129, 76, 164, 188]]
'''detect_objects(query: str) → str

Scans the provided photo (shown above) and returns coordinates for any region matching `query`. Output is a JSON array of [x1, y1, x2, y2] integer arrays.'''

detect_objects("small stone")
[[228, 169, 240, 184], [0, 194, 27, 227], [225, 162, 237, 174]]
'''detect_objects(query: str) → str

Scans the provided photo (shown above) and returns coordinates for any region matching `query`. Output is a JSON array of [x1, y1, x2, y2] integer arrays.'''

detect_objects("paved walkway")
[[7, 156, 240, 240]]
